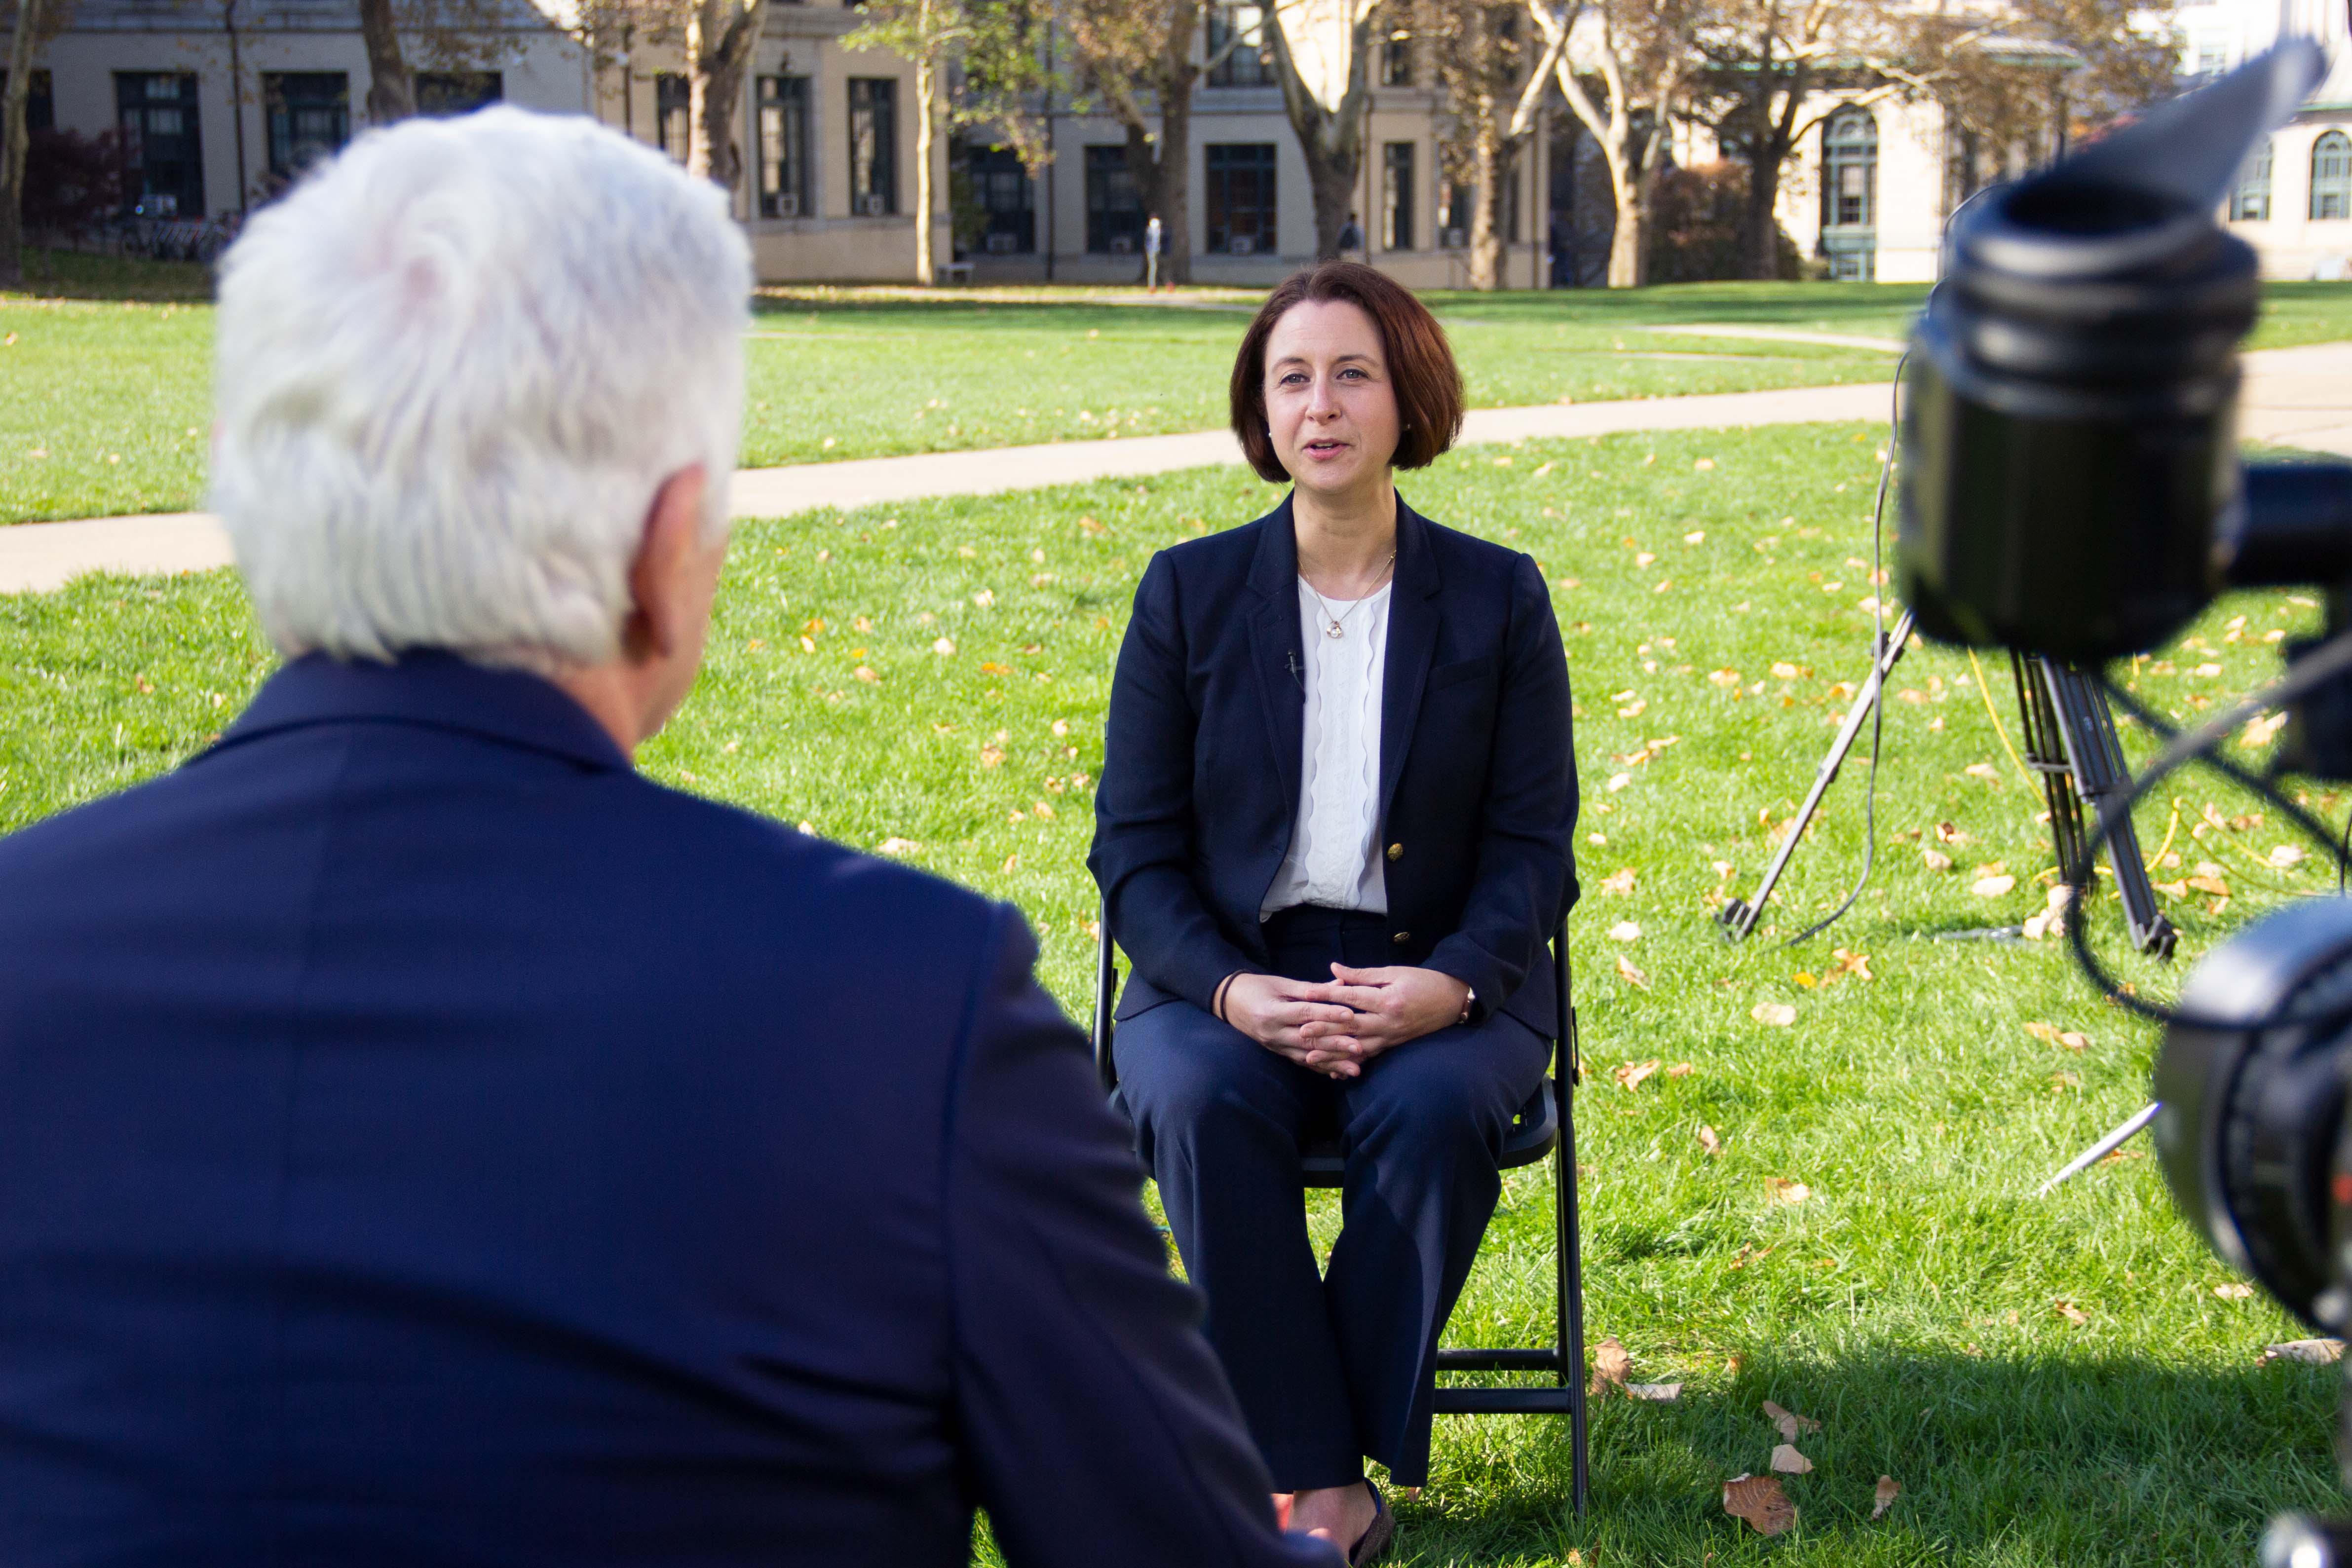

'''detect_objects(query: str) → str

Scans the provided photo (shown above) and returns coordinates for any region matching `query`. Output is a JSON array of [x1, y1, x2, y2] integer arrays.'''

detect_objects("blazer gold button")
[[1392, 931, 1410, 945], [1387, 843, 1403, 861]]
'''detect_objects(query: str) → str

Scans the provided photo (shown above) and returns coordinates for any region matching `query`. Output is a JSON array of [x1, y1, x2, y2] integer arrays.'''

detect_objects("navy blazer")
[[0, 653, 1336, 1568], [1090, 494, 1578, 1037]]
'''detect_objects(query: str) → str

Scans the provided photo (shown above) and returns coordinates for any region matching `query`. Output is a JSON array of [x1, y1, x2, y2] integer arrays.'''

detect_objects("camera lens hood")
[[2155, 897, 2352, 1332]]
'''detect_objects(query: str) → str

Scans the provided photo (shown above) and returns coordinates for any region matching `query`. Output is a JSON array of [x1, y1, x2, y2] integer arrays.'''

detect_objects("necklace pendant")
[[1325, 622, 1345, 639]]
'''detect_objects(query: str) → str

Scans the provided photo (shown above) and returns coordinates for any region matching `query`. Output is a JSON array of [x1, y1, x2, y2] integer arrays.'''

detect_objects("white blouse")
[[1260, 576, 1392, 918]]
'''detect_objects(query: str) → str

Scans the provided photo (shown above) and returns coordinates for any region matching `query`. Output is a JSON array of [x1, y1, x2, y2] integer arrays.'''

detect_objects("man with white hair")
[[0, 110, 1337, 1568]]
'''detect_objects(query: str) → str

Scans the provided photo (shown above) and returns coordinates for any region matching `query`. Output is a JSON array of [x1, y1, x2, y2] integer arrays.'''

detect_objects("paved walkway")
[[7, 339, 2351, 594]]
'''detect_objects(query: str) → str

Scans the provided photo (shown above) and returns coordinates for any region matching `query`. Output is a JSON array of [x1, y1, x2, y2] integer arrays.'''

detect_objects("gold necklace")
[[1303, 552, 1397, 640]]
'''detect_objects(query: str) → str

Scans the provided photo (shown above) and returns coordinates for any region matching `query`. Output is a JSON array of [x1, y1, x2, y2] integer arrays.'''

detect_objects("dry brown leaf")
[[1608, 920, 1642, 941], [1613, 1059, 1662, 1091], [1769, 1443, 1814, 1475], [1765, 1177, 1811, 1205], [2260, 1338, 2346, 1366], [1872, 1475, 1901, 1520], [2024, 1022, 2061, 1045], [1965, 762, 2002, 781], [2186, 874, 2230, 896], [1667, 1062, 1695, 1078], [1722, 1473, 1796, 1537], [1934, 821, 1965, 843], [1922, 847, 1955, 873], [1752, 1002, 1797, 1027], [1830, 948, 1874, 980], [1698, 1124, 1723, 1157], [1589, 1336, 1632, 1395], [1971, 874, 2017, 897], [1601, 867, 1638, 895], [875, 838, 922, 856], [2053, 1298, 2088, 1326], [1615, 955, 1652, 991], [2214, 1282, 2255, 1301], [1761, 1399, 1821, 1440]]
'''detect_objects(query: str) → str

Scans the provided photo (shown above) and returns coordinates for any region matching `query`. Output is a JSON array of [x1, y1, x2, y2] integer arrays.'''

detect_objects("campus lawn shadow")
[[1396, 1346, 2340, 1566], [6, 248, 214, 303]]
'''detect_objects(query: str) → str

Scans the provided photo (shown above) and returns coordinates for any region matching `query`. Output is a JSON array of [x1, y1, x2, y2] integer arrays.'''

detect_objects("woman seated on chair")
[[1088, 261, 1578, 1564]]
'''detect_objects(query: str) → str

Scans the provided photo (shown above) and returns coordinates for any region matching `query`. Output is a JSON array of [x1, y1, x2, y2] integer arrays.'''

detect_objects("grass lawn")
[[4, 417, 2343, 1563], [12, 251, 2351, 526]]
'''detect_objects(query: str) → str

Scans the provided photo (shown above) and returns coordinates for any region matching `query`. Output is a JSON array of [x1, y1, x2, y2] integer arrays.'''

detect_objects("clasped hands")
[[1220, 965, 1470, 1079]]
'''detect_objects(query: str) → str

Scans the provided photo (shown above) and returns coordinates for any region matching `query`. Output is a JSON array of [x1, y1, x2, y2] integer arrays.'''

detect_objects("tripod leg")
[[2040, 663, 2177, 960], [2034, 1101, 2162, 1195], [1718, 611, 1913, 942]]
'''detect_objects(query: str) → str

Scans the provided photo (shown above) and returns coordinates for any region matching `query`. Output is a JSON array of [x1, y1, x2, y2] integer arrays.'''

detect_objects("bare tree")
[[1526, 0, 1691, 288], [1, 0, 74, 286], [1065, 0, 1245, 285], [1417, 0, 1563, 289], [359, 0, 417, 123], [1264, 0, 1378, 261], [685, 0, 765, 194]]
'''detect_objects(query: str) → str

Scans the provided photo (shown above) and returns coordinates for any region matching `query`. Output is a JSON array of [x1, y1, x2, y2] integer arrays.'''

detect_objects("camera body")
[[1894, 42, 2352, 1559]]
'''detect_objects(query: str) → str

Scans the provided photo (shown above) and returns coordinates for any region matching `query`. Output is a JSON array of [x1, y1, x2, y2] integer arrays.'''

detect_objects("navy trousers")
[[1113, 907, 1552, 1491]]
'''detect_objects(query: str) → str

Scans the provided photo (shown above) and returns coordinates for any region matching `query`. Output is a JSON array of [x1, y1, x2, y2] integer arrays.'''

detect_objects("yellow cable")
[[1966, 648, 2037, 787], [2145, 798, 2180, 874]]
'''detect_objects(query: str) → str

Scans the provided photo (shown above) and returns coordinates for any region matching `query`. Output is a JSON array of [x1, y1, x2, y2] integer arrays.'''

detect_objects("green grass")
[[16, 263, 2352, 525], [5, 419, 2343, 1563]]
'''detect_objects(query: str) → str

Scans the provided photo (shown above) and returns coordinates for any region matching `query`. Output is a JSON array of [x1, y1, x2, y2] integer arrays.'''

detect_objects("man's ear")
[[622, 465, 710, 664]]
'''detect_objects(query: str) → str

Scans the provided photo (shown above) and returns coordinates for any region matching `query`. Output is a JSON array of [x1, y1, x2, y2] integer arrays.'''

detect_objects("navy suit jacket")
[[0, 653, 1337, 1568], [1090, 494, 1578, 1037]]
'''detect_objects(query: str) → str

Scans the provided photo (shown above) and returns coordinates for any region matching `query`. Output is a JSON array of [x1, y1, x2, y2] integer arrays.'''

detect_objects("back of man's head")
[[211, 108, 752, 674]]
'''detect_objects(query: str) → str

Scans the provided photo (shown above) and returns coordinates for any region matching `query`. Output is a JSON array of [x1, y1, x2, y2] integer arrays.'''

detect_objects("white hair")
[[212, 107, 751, 672]]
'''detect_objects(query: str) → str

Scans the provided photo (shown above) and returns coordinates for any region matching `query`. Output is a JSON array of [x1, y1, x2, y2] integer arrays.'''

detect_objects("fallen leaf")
[[1771, 661, 1802, 679], [979, 747, 1005, 768], [1589, 1336, 1632, 1395], [1667, 1062, 1695, 1078], [1765, 1177, 1811, 1205], [2244, 710, 2289, 747], [1617, 700, 1648, 718], [932, 637, 956, 656], [1752, 1002, 1797, 1027], [1965, 762, 2002, 781], [1613, 1059, 1661, 1091], [2186, 874, 2230, 896], [1615, 955, 1652, 991], [1601, 868, 1637, 895], [1793, 971, 1818, 989], [1934, 821, 1965, 843], [1922, 848, 1954, 873], [1722, 1473, 1796, 1537], [1761, 1399, 1820, 1440], [1770, 1443, 1814, 1474], [1698, 1124, 1723, 1157], [1627, 1382, 1682, 1401], [1872, 1475, 1901, 1520], [1972, 874, 2016, 897], [1830, 948, 1873, 980], [875, 838, 921, 856], [1709, 668, 1742, 688], [2271, 845, 2307, 868], [2053, 1298, 2088, 1326], [2214, 1282, 2255, 1300], [2261, 1338, 2346, 1366], [1607, 772, 1633, 792], [854, 666, 881, 684], [1695, 457, 1716, 471]]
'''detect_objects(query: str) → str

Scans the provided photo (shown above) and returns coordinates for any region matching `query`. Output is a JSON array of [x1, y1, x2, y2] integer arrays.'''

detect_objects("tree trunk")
[[1155, 82, 1192, 284], [1738, 139, 1783, 279], [0, 0, 41, 288], [690, 0, 764, 197], [1268, 5, 1369, 260], [357, 0, 414, 126], [913, 47, 935, 285], [1467, 111, 1500, 290]]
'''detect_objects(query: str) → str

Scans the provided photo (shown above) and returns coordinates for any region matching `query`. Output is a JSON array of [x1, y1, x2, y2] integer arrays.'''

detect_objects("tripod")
[[1716, 609, 2177, 958]]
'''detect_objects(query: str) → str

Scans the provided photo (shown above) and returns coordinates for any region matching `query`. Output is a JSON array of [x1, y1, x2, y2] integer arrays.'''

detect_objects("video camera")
[[1897, 40, 2352, 1564]]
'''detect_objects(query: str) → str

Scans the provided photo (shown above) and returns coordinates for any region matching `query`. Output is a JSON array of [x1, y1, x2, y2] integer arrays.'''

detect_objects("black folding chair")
[[1088, 899, 1591, 1515]]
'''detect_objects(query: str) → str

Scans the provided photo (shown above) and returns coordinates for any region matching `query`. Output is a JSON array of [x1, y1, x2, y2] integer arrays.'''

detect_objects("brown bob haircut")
[[1229, 261, 1465, 484]]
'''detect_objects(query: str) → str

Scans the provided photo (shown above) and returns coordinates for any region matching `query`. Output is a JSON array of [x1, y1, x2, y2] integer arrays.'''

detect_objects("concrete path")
[[1639, 323, 1909, 353], [7, 340, 2350, 594]]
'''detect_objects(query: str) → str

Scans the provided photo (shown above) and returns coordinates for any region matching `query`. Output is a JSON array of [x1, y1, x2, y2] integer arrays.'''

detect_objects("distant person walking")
[[1145, 212, 1164, 290], [1337, 211, 1365, 258]]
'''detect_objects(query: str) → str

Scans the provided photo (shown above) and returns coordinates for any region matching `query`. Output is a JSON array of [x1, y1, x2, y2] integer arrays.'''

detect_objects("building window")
[[415, 72, 501, 117], [2314, 131, 2351, 221], [1207, 5, 1275, 88], [263, 73, 348, 182], [758, 75, 810, 218], [848, 77, 897, 215], [2232, 137, 2273, 223], [965, 141, 1033, 253], [655, 73, 690, 163], [1438, 180, 1468, 247], [1205, 142, 1276, 255], [1821, 106, 1876, 229], [1381, 141, 1414, 250], [1381, 31, 1412, 86], [115, 72, 203, 218], [1084, 143, 1142, 253]]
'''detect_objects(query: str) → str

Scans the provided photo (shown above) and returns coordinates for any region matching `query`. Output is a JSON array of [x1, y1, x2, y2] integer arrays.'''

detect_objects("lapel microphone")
[[1287, 649, 1302, 689]]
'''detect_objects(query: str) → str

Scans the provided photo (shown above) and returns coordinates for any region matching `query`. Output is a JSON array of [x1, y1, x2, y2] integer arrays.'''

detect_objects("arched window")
[[1821, 107, 1877, 281], [1822, 108, 1878, 228], [2313, 131, 2351, 221], [2232, 138, 2273, 222]]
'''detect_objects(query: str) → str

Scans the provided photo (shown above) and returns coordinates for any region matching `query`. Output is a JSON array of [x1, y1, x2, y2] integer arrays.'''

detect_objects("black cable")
[[2340, 797, 2352, 896], [1781, 350, 1908, 948], [2056, 628, 2352, 1027], [2100, 682, 2349, 867]]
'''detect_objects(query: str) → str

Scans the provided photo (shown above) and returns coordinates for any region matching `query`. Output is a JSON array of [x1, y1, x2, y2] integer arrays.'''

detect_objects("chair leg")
[[1555, 1053, 1589, 1516]]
